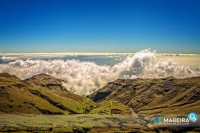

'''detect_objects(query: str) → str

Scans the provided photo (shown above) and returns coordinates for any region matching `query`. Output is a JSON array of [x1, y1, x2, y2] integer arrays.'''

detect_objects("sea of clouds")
[[0, 49, 199, 95]]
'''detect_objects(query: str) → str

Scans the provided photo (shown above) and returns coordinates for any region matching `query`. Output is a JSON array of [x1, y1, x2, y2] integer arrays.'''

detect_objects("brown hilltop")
[[0, 73, 24, 87], [25, 73, 67, 91], [25, 73, 62, 86], [0, 73, 95, 114]]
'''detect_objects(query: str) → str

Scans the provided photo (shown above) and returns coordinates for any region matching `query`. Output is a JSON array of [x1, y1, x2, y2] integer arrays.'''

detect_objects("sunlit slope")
[[90, 76, 200, 114], [90, 100, 134, 115], [0, 114, 148, 132], [0, 73, 95, 114]]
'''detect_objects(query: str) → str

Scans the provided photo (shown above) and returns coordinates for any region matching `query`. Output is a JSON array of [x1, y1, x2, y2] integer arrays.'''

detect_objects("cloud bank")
[[0, 49, 199, 95]]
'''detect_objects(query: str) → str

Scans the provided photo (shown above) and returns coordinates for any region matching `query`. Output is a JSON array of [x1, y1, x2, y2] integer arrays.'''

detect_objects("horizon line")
[[0, 52, 200, 56]]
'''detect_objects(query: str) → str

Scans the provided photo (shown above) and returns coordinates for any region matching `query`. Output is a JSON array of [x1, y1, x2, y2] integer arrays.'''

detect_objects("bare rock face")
[[90, 77, 200, 115]]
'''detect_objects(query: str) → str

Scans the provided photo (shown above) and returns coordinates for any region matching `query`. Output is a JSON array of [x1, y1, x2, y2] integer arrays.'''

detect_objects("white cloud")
[[0, 49, 199, 95], [0, 56, 17, 61]]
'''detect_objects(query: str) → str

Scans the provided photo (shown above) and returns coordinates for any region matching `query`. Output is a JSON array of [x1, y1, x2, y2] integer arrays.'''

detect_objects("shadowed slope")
[[90, 77, 200, 115]]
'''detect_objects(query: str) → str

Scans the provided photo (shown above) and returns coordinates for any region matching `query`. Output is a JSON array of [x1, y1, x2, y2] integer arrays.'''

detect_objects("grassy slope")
[[0, 114, 148, 132], [1, 114, 199, 133], [29, 87, 95, 114], [90, 100, 133, 115], [0, 87, 69, 114], [1, 73, 200, 132], [90, 77, 200, 115], [0, 73, 95, 114]]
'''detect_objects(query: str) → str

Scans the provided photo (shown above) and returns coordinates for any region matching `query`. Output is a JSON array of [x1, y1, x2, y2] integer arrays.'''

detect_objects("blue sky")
[[0, 0, 200, 53]]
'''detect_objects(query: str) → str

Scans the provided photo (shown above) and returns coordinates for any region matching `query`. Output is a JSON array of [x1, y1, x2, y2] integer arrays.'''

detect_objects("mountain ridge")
[[89, 76, 200, 115], [0, 73, 95, 114], [1, 72, 200, 116]]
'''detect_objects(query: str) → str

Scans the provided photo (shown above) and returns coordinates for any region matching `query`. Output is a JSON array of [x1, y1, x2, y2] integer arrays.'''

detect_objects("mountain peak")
[[0, 73, 22, 86], [24, 73, 68, 91], [31, 73, 57, 79], [0, 72, 19, 78], [25, 73, 62, 86], [0, 73, 95, 115]]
